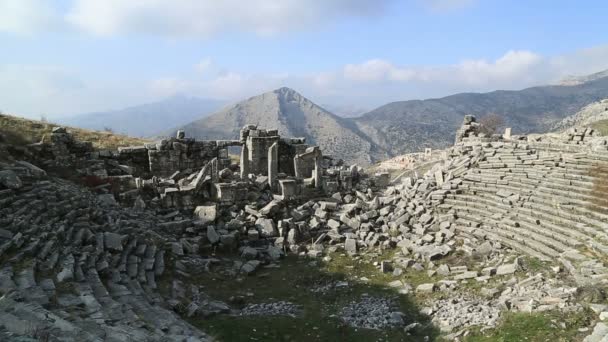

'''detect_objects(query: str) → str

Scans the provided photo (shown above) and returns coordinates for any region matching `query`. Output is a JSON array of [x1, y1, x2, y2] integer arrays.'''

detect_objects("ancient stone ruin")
[[2, 117, 608, 340]]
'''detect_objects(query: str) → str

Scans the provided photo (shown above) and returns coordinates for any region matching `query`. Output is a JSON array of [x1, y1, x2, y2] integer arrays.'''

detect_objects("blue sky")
[[1, 0, 608, 118]]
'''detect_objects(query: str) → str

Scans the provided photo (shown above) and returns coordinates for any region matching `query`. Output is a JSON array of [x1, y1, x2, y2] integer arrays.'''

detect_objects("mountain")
[[353, 74, 608, 156], [559, 70, 608, 86], [172, 87, 387, 165], [59, 95, 225, 137], [321, 103, 370, 118], [552, 99, 608, 131]]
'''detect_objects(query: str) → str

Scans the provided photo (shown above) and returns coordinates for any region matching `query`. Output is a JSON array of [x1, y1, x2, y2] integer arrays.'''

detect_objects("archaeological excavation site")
[[2, 111, 608, 341]]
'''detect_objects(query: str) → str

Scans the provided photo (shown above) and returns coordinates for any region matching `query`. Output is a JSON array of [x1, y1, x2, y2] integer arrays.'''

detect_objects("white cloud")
[[0, 0, 61, 34], [344, 59, 416, 82], [4, 45, 608, 118], [65, 0, 389, 38], [343, 50, 544, 88]]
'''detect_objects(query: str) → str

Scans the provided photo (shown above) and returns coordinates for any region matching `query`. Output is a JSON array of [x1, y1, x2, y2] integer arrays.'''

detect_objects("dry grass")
[[590, 119, 608, 136], [0, 113, 149, 150]]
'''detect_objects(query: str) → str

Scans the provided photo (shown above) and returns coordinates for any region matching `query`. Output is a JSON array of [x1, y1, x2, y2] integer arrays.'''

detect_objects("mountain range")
[[352, 75, 608, 157], [63, 70, 608, 165], [57, 95, 225, 137]]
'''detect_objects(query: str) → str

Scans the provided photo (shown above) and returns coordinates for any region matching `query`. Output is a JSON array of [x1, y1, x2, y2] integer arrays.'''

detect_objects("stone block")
[[194, 204, 217, 224]]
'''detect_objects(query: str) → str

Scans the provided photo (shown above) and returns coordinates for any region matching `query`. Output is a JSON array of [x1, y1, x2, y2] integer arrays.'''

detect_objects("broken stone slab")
[[416, 283, 436, 293], [56, 254, 75, 283], [496, 263, 519, 276], [344, 238, 358, 255], [241, 246, 259, 260], [481, 267, 496, 276], [437, 264, 450, 276], [327, 219, 341, 230], [267, 246, 284, 261], [241, 260, 261, 275], [207, 226, 220, 245], [256, 218, 278, 237], [454, 271, 479, 280], [0, 170, 22, 189], [103, 232, 125, 251], [584, 322, 608, 342], [259, 200, 282, 216], [194, 204, 217, 225]]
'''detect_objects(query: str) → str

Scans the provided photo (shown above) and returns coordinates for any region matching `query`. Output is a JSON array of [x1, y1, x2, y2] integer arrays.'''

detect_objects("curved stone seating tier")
[[454, 224, 553, 261], [440, 145, 608, 284], [518, 195, 608, 238]]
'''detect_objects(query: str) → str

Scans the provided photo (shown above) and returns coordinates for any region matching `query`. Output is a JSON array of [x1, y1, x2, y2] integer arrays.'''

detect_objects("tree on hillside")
[[479, 113, 505, 136]]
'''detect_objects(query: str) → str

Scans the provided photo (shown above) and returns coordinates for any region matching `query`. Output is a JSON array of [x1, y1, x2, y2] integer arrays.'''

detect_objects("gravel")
[[339, 295, 406, 330]]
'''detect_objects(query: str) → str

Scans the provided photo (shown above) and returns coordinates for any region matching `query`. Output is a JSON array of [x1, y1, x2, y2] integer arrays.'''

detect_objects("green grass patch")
[[165, 255, 441, 342], [464, 309, 594, 342]]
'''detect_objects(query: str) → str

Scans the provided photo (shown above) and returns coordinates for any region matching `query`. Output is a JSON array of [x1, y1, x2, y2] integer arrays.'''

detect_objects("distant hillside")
[[59, 95, 225, 137], [354, 74, 608, 156], [559, 70, 608, 86], [172, 87, 387, 165], [553, 99, 608, 131], [321, 103, 370, 118]]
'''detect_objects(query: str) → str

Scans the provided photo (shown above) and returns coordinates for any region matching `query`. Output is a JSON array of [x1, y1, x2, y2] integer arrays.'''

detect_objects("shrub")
[[479, 113, 505, 136]]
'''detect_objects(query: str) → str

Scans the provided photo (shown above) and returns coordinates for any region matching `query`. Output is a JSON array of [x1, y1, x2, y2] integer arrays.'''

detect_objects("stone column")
[[503, 127, 512, 140], [210, 158, 219, 183], [268, 142, 278, 190], [314, 156, 322, 189], [293, 155, 301, 178], [240, 144, 249, 179]]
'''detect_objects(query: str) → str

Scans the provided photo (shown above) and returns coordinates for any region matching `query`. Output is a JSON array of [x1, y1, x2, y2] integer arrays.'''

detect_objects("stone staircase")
[[437, 142, 608, 284]]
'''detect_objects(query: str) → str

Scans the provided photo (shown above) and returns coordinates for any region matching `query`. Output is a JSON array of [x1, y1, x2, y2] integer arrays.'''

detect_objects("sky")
[[1, 0, 608, 119]]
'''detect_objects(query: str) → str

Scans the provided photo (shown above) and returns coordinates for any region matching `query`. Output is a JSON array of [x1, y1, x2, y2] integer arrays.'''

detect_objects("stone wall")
[[117, 136, 239, 178]]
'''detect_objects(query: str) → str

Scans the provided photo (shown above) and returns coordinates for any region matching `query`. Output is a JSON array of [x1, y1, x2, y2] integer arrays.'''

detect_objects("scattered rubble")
[[2, 115, 608, 340], [240, 301, 302, 317], [339, 295, 406, 330]]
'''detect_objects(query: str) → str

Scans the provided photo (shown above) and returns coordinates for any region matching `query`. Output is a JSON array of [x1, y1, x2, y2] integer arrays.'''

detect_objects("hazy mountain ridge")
[[59, 95, 225, 137], [353, 75, 608, 156], [559, 70, 608, 86]]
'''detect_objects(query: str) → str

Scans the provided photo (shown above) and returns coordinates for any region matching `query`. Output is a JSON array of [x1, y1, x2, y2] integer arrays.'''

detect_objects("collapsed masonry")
[[27, 125, 372, 210]]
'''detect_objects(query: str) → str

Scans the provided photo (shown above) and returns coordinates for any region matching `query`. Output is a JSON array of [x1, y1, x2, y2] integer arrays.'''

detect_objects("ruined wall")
[[117, 137, 238, 178], [245, 129, 280, 175], [278, 138, 309, 176]]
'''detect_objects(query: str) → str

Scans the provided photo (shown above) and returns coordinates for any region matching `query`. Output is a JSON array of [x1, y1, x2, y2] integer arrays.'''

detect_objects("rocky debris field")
[[4, 115, 608, 341]]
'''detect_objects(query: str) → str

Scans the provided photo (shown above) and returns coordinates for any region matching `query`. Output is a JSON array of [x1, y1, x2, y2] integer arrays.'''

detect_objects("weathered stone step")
[[514, 219, 584, 248], [454, 225, 552, 261], [497, 222, 571, 253], [523, 198, 608, 241]]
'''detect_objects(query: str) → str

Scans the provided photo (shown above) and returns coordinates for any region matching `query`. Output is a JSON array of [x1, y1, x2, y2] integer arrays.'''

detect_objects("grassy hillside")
[[0, 113, 149, 150], [590, 119, 608, 136]]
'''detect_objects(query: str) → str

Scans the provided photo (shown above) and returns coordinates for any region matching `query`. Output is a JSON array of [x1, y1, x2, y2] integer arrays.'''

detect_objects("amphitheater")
[[442, 134, 608, 284]]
